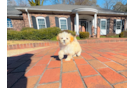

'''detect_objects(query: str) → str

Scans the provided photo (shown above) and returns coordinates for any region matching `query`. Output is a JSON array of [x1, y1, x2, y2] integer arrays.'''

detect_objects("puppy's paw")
[[73, 54, 76, 57], [76, 51, 81, 57], [65, 58, 71, 61], [59, 55, 63, 60]]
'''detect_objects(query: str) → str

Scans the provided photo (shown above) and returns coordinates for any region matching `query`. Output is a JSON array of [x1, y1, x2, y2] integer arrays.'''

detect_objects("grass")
[[100, 34, 120, 38], [7, 36, 81, 45], [50, 36, 81, 41]]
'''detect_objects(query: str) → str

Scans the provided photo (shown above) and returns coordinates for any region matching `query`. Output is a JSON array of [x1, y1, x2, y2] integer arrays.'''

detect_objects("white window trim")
[[7, 20, 13, 28], [36, 17, 47, 29], [59, 17, 68, 30], [116, 19, 122, 30], [100, 19, 107, 30]]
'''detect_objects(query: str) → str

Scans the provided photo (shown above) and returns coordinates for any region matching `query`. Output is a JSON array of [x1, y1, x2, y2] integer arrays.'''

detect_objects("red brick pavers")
[[7, 42, 127, 88]]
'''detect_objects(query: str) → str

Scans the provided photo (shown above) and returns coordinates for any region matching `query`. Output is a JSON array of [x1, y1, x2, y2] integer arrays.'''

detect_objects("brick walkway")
[[7, 42, 127, 88]]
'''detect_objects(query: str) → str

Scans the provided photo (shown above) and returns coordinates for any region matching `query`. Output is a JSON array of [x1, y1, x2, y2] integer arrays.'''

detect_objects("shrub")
[[21, 29, 40, 40], [39, 27, 61, 39], [21, 27, 35, 31], [79, 32, 89, 39], [7, 27, 62, 40], [7, 30, 22, 40], [119, 31, 127, 38]]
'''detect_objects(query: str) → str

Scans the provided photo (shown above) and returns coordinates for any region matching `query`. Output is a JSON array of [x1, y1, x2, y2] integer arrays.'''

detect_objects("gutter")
[[15, 7, 127, 16], [7, 15, 23, 17], [16, 8, 72, 12], [25, 9, 31, 27]]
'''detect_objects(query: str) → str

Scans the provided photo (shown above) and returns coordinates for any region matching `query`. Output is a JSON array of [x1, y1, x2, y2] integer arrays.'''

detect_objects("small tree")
[[113, 2, 127, 12], [28, 0, 45, 6], [49, 0, 100, 7], [103, 0, 126, 10]]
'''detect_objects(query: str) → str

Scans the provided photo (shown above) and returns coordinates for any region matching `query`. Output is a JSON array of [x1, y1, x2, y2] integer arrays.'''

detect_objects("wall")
[[97, 15, 127, 34]]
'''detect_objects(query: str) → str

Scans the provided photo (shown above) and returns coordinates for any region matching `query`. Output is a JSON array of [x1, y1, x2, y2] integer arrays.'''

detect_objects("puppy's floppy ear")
[[70, 34, 74, 42]]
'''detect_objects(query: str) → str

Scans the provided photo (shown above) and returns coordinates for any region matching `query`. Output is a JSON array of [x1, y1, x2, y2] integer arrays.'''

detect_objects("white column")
[[76, 12, 79, 35], [94, 13, 97, 35]]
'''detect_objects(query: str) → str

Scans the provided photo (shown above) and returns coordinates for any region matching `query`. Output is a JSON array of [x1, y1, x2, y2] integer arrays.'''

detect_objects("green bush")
[[7, 30, 22, 40], [7, 27, 61, 40], [119, 31, 127, 38], [39, 27, 61, 39], [21, 27, 35, 31], [79, 32, 89, 39], [21, 29, 40, 40]]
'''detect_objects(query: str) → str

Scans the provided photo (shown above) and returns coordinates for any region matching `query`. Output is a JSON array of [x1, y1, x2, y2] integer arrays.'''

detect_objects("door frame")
[[100, 19, 107, 35], [79, 20, 89, 32], [116, 19, 122, 34]]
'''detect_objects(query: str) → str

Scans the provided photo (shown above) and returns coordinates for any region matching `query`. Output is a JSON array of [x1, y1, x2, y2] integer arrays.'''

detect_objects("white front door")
[[116, 19, 122, 34], [100, 19, 107, 35]]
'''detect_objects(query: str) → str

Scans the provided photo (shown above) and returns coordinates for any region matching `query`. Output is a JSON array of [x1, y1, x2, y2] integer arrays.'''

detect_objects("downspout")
[[25, 9, 31, 27]]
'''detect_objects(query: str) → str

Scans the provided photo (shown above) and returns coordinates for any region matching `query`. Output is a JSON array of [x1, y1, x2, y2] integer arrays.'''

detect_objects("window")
[[100, 19, 107, 29], [59, 18, 68, 30], [7, 18, 13, 28], [36, 17, 47, 29], [116, 20, 122, 30]]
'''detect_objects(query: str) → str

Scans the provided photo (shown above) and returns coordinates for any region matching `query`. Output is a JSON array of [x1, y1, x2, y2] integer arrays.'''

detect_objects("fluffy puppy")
[[57, 31, 82, 61]]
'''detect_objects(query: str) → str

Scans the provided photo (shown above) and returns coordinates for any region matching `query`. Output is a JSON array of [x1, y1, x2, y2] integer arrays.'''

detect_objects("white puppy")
[[57, 31, 82, 61]]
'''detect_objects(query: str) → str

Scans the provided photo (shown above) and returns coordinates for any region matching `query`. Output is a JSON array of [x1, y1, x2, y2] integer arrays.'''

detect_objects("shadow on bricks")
[[7, 54, 33, 88], [51, 55, 68, 60]]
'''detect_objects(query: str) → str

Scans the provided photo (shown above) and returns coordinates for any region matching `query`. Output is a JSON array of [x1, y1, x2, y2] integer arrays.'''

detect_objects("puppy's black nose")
[[63, 40, 65, 42]]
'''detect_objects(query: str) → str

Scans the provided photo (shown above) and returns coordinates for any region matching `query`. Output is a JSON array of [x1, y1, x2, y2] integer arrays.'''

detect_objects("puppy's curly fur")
[[57, 31, 82, 61]]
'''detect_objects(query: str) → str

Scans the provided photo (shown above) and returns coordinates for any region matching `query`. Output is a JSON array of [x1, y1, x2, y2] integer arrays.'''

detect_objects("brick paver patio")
[[7, 42, 127, 88]]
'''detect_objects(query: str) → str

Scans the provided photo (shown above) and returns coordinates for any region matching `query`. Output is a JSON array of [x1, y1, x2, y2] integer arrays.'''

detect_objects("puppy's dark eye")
[[66, 38, 68, 39]]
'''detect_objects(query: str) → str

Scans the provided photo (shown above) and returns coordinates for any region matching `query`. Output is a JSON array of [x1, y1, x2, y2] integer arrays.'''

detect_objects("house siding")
[[22, 13, 30, 27], [26, 13, 75, 31], [10, 19, 25, 31], [97, 15, 127, 34]]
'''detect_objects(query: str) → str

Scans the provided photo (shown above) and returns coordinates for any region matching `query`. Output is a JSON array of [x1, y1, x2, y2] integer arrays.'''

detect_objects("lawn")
[[7, 40, 47, 45], [100, 34, 120, 38], [7, 36, 82, 45]]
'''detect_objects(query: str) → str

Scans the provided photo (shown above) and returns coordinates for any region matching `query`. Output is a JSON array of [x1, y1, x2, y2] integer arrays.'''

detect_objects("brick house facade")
[[7, 4, 127, 37]]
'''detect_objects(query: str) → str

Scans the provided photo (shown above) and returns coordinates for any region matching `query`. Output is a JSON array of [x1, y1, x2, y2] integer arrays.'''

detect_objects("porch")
[[73, 8, 127, 38]]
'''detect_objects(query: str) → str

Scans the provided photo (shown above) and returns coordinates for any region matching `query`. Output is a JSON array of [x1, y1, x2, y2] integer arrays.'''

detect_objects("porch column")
[[94, 13, 97, 35], [76, 12, 79, 35]]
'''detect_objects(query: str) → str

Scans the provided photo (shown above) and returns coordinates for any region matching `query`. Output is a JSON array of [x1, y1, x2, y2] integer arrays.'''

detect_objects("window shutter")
[[113, 19, 116, 33], [46, 16, 50, 28], [67, 17, 71, 30], [31, 16, 37, 29], [107, 18, 110, 34], [97, 18, 100, 27], [55, 17, 59, 27], [122, 19, 125, 32]]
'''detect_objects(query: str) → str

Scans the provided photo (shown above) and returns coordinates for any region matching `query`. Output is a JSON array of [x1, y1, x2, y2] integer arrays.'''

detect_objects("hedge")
[[7, 27, 77, 40], [7, 27, 61, 40], [119, 30, 127, 38], [79, 32, 89, 39]]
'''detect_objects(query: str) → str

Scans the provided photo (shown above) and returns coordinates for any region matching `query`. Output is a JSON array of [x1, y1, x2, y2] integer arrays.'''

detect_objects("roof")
[[7, 4, 127, 17], [7, 6, 22, 15]]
